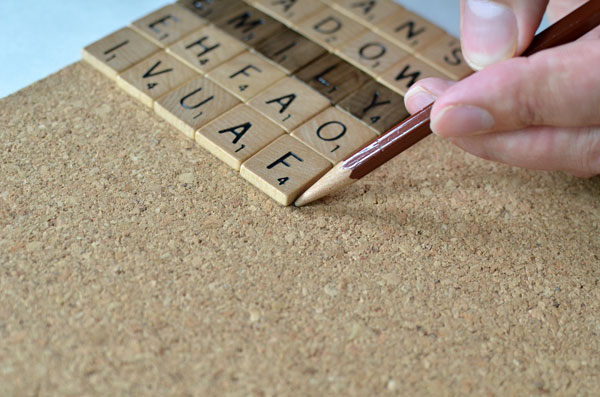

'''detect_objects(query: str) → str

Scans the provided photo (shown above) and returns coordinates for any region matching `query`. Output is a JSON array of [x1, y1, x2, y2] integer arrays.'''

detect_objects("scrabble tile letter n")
[[241, 135, 332, 206]]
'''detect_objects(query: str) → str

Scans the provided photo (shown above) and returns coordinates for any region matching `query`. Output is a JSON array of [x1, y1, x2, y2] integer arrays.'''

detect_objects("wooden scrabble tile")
[[206, 51, 286, 101], [295, 54, 371, 104], [155, 76, 240, 139], [291, 107, 377, 164], [177, 0, 243, 22], [295, 7, 367, 50], [337, 80, 409, 135], [416, 34, 474, 80], [251, 0, 326, 27], [240, 135, 332, 206], [215, 3, 285, 46], [247, 77, 331, 132], [196, 104, 284, 170], [378, 55, 446, 95], [337, 31, 410, 76], [117, 52, 198, 108], [82, 27, 160, 80], [131, 4, 206, 48], [253, 27, 327, 74], [167, 25, 246, 75], [331, 0, 403, 26], [376, 8, 444, 53]]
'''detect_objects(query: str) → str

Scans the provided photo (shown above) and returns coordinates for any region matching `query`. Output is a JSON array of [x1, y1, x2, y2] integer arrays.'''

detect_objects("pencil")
[[295, 0, 600, 207]]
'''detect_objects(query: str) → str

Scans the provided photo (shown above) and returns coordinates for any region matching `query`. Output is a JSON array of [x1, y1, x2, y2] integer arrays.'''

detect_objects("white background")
[[0, 1, 475, 98]]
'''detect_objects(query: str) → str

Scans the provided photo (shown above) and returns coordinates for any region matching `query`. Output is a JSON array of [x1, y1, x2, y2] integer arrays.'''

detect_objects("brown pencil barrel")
[[345, 104, 432, 179], [522, 0, 600, 57]]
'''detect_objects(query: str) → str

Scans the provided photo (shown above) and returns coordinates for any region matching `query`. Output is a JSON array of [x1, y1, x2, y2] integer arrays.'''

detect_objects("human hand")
[[404, 0, 600, 177]]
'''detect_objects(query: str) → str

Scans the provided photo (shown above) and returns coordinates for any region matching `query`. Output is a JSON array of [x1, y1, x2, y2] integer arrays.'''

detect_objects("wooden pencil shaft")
[[342, 0, 600, 180], [522, 0, 600, 57], [345, 104, 432, 179]]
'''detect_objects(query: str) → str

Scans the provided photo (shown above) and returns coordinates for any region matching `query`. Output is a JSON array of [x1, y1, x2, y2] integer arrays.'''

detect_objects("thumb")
[[461, 0, 548, 70], [430, 40, 600, 137]]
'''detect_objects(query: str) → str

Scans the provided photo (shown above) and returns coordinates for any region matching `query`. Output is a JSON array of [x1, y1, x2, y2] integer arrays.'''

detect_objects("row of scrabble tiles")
[[82, 0, 470, 205]]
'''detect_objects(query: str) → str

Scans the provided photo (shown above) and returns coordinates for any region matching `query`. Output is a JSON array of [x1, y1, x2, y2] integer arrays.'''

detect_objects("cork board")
[[1, 63, 599, 395]]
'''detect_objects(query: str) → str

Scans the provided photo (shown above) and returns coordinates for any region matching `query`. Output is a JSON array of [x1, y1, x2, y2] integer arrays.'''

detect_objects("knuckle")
[[580, 128, 600, 176]]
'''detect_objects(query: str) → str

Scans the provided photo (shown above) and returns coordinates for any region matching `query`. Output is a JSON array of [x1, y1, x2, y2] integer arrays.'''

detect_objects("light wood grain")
[[295, 7, 367, 50], [240, 134, 332, 206], [337, 31, 410, 76], [291, 106, 377, 164], [117, 52, 198, 108], [155, 76, 240, 139], [251, 0, 326, 27], [416, 33, 474, 80], [82, 27, 160, 80], [206, 51, 286, 101], [378, 55, 446, 95], [167, 25, 247, 75], [376, 8, 444, 53], [196, 104, 284, 170], [331, 0, 403, 26], [247, 77, 330, 132], [131, 4, 206, 48]]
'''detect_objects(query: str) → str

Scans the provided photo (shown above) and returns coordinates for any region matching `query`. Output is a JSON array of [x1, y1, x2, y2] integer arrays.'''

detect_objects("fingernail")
[[404, 86, 437, 112], [462, 0, 518, 69], [431, 105, 495, 137]]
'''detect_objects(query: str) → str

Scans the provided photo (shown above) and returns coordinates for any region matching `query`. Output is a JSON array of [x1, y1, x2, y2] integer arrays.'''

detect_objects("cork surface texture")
[[1, 62, 599, 395]]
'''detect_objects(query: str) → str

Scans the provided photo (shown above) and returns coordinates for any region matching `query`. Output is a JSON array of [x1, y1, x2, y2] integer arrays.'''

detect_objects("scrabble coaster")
[[117, 52, 198, 107], [206, 51, 286, 101], [247, 77, 331, 132], [240, 135, 332, 205], [82, 27, 160, 80], [83, 0, 467, 205], [196, 105, 285, 170], [337, 80, 410, 135], [291, 107, 377, 164], [167, 25, 247, 75], [155, 76, 240, 139], [131, 4, 206, 48]]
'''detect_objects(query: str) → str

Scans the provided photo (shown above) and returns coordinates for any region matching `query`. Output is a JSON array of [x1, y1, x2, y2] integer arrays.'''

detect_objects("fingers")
[[461, 0, 548, 69], [429, 40, 600, 137], [546, 0, 587, 23], [403, 78, 455, 114], [449, 126, 600, 177]]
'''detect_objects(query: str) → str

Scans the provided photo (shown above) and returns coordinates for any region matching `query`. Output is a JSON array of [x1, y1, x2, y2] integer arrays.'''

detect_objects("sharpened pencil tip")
[[294, 163, 355, 207]]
